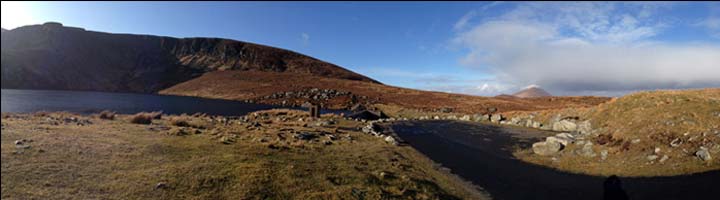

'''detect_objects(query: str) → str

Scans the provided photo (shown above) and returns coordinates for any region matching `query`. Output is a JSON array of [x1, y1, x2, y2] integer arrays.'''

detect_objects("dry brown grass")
[[1, 111, 487, 199], [507, 88, 720, 176], [169, 117, 190, 127], [130, 113, 154, 124]]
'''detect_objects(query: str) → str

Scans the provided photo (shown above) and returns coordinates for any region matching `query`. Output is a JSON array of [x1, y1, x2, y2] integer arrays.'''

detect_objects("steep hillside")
[[1, 22, 377, 92], [160, 70, 610, 112]]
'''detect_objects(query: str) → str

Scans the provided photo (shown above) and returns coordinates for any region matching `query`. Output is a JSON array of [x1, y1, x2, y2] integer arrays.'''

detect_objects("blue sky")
[[2, 2, 719, 96]]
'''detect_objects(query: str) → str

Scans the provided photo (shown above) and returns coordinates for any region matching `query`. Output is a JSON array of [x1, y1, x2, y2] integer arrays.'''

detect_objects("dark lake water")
[[1, 89, 347, 116], [391, 120, 720, 200]]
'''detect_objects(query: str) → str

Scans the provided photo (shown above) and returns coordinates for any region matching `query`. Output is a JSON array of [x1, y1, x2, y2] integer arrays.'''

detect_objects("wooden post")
[[309, 104, 321, 118]]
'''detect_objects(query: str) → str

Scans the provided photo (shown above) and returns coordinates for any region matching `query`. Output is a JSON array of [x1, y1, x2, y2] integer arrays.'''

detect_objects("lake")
[[0, 89, 346, 116]]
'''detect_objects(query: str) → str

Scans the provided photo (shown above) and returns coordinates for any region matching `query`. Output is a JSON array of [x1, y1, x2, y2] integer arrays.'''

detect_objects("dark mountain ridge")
[[1, 22, 378, 93]]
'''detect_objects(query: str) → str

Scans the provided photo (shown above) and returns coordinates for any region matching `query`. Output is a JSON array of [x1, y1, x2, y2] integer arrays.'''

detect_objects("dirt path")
[[390, 120, 720, 200]]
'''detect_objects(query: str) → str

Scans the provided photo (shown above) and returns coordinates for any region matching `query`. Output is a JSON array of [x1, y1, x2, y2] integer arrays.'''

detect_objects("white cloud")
[[452, 2, 720, 96], [453, 2, 503, 31], [454, 10, 477, 31], [301, 33, 310, 45]]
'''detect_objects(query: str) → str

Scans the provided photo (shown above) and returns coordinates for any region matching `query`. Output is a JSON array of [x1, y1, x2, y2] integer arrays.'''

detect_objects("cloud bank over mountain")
[[453, 2, 720, 96]]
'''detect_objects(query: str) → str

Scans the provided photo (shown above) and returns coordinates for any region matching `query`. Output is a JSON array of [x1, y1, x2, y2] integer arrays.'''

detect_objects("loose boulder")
[[532, 140, 563, 156], [490, 114, 505, 123], [552, 120, 577, 132], [696, 147, 712, 161]]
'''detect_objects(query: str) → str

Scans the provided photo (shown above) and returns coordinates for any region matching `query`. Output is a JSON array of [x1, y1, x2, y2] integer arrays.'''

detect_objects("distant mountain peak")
[[523, 84, 541, 89], [512, 85, 552, 98]]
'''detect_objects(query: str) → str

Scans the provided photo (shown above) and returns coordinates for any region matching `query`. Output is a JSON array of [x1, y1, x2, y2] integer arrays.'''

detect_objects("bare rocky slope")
[[1, 22, 377, 93], [512, 86, 552, 98]]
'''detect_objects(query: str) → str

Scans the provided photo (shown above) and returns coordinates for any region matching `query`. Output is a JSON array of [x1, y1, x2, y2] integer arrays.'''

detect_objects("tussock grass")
[[98, 110, 116, 120], [130, 112, 154, 124]]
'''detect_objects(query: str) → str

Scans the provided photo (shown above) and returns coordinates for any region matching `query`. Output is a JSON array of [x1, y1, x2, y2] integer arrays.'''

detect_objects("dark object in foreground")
[[604, 175, 629, 200]]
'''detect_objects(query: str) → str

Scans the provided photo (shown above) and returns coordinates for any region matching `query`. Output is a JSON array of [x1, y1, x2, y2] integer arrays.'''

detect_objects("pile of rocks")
[[251, 88, 371, 107], [360, 121, 401, 146], [43, 116, 93, 126], [531, 132, 600, 157]]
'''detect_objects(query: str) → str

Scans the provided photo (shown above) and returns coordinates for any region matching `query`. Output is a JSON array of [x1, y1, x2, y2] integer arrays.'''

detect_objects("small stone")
[[327, 135, 337, 141], [670, 138, 682, 147], [631, 139, 641, 144], [379, 171, 393, 179], [600, 150, 608, 160], [324, 140, 333, 145], [577, 142, 596, 157], [155, 182, 168, 190], [654, 147, 661, 154], [659, 155, 669, 163], [647, 155, 658, 161], [385, 136, 399, 146], [14, 140, 25, 145]]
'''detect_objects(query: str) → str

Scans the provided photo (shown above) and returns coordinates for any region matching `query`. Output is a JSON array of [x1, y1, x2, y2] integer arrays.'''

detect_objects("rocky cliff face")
[[1, 23, 378, 93]]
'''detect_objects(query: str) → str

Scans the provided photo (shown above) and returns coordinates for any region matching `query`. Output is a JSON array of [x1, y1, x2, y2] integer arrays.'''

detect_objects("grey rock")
[[577, 121, 592, 135], [647, 155, 659, 161], [659, 155, 669, 163], [696, 147, 712, 161], [577, 142, 596, 157], [546, 136, 572, 146], [155, 182, 168, 190], [510, 117, 521, 125], [670, 138, 682, 147], [552, 120, 578, 132], [481, 114, 491, 121], [531, 121, 542, 129], [460, 115, 471, 121], [385, 136, 399, 146], [490, 114, 505, 123], [532, 141, 563, 156], [600, 150, 608, 160]]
